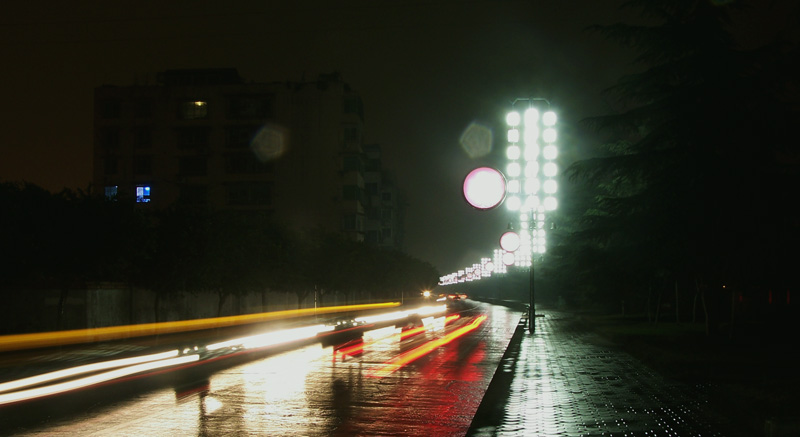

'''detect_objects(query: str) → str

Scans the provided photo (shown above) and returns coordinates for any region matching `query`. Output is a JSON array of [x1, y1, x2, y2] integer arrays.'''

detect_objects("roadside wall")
[[1, 286, 375, 334]]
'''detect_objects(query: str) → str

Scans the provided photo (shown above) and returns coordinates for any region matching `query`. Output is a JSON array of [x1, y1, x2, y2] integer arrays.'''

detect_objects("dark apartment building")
[[363, 144, 404, 250], [93, 68, 402, 247]]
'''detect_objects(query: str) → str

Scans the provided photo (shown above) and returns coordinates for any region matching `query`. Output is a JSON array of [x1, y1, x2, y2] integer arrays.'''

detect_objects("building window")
[[136, 185, 151, 203], [134, 99, 152, 118], [227, 182, 271, 206], [228, 94, 274, 119], [133, 155, 153, 175], [101, 99, 121, 119], [178, 185, 208, 206], [225, 126, 258, 148], [382, 228, 392, 239], [343, 125, 360, 143], [343, 185, 363, 202], [365, 183, 378, 195], [225, 152, 273, 174], [134, 128, 152, 148], [343, 215, 364, 232], [342, 155, 362, 172], [343, 215, 357, 230], [179, 101, 208, 120], [343, 95, 363, 119], [381, 208, 392, 222], [366, 230, 379, 243], [367, 206, 380, 220], [100, 129, 120, 149], [179, 156, 208, 177], [177, 127, 210, 150], [366, 158, 381, 172], [104, 186, 118, 200], [382, 192, 392, 202], [104, 156, 118, 175]]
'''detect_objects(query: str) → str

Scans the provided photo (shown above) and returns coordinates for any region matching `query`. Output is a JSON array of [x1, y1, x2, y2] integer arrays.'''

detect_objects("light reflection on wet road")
[[470, 310, 742, 437], [9, 302, 520, 436]]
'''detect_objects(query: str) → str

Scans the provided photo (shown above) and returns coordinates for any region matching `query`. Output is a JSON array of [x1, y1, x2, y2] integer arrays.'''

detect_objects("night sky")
[[0, 0, 718, 274]]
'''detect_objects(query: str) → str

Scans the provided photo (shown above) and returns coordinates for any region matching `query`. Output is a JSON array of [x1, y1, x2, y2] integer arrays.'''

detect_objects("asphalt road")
[[0, 301, 520, 436]]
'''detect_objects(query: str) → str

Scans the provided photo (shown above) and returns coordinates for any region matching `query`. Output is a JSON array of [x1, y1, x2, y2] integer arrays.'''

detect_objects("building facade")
[[363, 144, 405, 250], [93, 68, 402, 247]]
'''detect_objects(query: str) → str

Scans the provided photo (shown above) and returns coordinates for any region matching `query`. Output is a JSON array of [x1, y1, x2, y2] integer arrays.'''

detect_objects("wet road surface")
[[1, 301, 520, 436], [1, 305, 749, 436], [470, 310, 743, 437]]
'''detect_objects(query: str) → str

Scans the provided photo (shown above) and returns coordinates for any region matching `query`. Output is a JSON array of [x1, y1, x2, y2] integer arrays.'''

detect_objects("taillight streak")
[[366, 315, 487, 378], [334, 314, 460, 361]]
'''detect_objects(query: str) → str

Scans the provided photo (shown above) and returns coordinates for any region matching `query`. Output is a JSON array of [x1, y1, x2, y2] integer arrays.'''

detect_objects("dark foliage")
[[0, 182, 439, 310], [560, 0, 799, 309]]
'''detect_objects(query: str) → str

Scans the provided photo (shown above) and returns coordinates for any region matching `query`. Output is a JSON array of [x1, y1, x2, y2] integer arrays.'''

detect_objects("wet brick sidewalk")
[[470, 309, 744, 437]]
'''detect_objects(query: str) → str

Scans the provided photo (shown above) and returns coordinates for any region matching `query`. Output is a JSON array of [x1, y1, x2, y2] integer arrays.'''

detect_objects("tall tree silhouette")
[[565, 0, 799, 305]]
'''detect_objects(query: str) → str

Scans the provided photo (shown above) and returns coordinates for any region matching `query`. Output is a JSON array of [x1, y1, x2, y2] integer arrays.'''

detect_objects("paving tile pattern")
[[474, 310, 743, 437]]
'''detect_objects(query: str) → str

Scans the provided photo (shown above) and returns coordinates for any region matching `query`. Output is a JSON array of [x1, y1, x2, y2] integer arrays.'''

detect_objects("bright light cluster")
[[440, 103, 558, 286], [505, 105, 558, 257], [438, 257, 496, 285]]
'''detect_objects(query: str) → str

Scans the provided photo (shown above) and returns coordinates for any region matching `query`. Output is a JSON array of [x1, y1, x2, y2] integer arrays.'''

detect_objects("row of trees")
[[542, 0, 798, 325], [0, 182, 439, 321]]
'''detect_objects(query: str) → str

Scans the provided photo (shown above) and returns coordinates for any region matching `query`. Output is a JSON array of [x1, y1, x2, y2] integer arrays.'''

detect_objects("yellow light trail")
[[0, 302, 400, 352]]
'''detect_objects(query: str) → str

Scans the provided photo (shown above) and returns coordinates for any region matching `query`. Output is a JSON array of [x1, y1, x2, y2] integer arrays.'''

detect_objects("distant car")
[[330, 318, 366, 331], [445, 293, 467, 309], [318, 317, 367, 347]]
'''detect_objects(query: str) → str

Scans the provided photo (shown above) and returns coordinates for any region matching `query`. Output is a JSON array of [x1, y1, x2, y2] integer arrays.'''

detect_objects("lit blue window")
[[104, 185, 118, 200], [136, 185, 151, 203]]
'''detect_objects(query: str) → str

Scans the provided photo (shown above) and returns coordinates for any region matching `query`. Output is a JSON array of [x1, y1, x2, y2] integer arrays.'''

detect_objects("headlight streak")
[[206, 324, 333, 351], [334, 315, 460, 361], [0, 349, 181, 394], [0, 324, 334, 407], [366, 315, 488, 378], [0, 304, 448, 406], [0, 354, 199, 406], [354, 304, 447, 325]]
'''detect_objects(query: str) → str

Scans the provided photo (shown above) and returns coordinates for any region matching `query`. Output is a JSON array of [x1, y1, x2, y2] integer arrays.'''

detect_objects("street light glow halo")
[[506, 196, 522, 211], [543, 162, 558, 177], [507, 129, 520, 143], [463, 166, 506, 210], [506, 145, 521, 160], [543, 128, 557, 143], [506, 111, 521, 127], [524, 108, 539, 125], [543, 145, 558, 160], [500, 231, 521, 252], [543, 111, 557, 126], [544, 196, 558, 211]]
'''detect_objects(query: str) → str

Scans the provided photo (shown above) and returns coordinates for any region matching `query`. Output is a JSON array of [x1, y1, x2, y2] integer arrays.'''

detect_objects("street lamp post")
[[505, 99, 558, 333], [458, 99, 558, 334]]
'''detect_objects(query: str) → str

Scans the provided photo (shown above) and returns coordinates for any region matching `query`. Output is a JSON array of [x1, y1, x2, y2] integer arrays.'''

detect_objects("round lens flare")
[[463, 167, 506, 210], [500, 231, 521, 252]]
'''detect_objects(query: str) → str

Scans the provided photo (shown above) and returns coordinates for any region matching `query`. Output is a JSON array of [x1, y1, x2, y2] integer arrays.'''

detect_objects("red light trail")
[[366, 315, 487, 378]]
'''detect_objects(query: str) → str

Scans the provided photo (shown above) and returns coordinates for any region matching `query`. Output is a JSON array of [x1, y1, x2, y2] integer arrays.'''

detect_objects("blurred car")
[[318, 317, 368, 347]]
